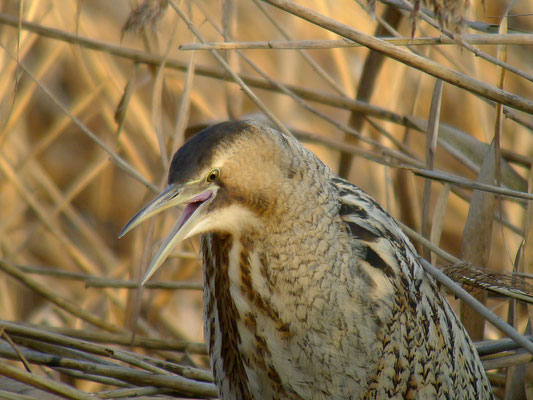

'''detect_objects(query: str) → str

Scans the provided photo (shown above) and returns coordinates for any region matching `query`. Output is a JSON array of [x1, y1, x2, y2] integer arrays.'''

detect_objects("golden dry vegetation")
[[0, 0, 532, 398]]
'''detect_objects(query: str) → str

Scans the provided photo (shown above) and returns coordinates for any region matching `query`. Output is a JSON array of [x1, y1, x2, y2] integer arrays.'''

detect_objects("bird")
[[120, 120, 493, 399]]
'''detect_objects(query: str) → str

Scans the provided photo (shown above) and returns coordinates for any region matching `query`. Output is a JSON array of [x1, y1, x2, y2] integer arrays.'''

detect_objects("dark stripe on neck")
[[204, 233, 252, 399]]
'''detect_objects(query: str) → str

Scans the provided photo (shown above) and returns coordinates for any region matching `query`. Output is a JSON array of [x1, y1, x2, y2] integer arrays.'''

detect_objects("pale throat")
[[193, 202, 263, 239]]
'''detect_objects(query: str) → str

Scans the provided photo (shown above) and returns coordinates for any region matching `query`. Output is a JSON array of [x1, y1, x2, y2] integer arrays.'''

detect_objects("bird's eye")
[[206, 169, 220, 182]]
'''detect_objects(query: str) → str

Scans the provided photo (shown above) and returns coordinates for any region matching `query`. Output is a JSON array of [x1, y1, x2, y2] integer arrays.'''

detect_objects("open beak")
[[119, 183, 215, 285]]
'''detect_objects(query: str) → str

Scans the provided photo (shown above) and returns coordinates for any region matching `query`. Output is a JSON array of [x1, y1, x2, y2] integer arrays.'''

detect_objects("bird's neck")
[[201, 233, 254, 399], [201, 231, 306, 399]]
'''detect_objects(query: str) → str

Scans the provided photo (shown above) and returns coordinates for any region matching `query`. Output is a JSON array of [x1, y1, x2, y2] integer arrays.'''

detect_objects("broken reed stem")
[[418, 258, 533, 355]]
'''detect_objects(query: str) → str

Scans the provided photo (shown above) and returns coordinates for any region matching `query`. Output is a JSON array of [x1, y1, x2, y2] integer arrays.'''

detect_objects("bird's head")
[[119, 120, 306, 284]]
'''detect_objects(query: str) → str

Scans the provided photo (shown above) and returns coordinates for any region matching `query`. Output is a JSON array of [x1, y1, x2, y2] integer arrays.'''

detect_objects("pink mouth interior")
[[176, 191, 213, 231]]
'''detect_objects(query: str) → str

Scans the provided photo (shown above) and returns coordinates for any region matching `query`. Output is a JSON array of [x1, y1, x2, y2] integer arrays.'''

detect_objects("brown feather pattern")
[[170, 120, 492, 399]]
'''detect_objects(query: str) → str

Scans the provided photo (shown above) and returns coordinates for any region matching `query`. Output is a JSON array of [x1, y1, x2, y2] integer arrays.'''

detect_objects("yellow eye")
[[206, 169, 220, 182]]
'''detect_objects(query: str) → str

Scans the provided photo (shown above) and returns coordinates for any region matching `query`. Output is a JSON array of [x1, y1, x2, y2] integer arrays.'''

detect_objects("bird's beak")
[[119, 182, 215, 285]]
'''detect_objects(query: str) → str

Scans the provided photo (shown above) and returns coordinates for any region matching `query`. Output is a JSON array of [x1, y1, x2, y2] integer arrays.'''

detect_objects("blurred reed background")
[[0, 0, 532, 398]]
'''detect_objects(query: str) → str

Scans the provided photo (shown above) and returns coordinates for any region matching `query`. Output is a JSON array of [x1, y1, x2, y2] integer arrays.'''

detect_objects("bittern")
[[120, 120, 492, 399]]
